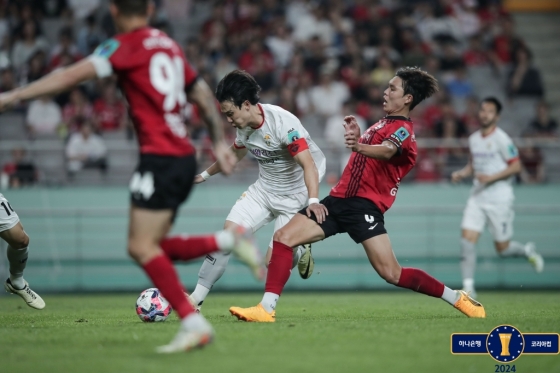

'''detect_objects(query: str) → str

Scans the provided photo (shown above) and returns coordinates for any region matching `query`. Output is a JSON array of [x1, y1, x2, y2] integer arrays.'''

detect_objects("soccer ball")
[[135, 288, 173, 322]]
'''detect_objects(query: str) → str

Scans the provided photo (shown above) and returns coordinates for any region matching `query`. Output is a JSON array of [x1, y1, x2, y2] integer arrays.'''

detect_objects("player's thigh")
[[128, 205, 175, 263], [461, 197, 486, 234], [485, 204, 514, 243], [268, 190, 308, 248], [361, 234, 401, 283], [0, 195, 27, 248], [333, 196, 387, 244], [226, 184, 275, 232]]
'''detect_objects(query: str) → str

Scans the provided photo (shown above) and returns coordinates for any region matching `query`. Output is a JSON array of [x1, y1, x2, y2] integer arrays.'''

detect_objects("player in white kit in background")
[[452, 97, 544, 298], [1, 193, 45, 309], [189, 70, 326, 309]]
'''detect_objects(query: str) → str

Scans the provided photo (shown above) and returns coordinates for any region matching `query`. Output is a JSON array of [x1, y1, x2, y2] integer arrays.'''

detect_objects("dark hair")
[[395, 67, 439, 110], [481, 97, 502, 114], [215, 70, 261, 107], [112, 0, 149, 16]]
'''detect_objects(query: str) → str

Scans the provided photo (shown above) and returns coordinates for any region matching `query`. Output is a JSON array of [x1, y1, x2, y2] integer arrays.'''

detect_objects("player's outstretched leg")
[[296, 244, 314, 279], [363, 234, 486, 318], [2, 221, 45, 310], [497, 241, 544, 273]]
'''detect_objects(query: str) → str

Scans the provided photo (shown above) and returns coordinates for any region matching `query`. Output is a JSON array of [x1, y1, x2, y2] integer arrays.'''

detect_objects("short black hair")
[[112, 0, 149, 16], [481, 97, 502, 114], [395, 67, 439, 110], [215, 70, 261, 107]]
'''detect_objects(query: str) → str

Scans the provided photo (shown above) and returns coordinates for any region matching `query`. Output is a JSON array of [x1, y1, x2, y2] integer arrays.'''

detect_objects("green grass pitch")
[[1, 292, 559, 373]]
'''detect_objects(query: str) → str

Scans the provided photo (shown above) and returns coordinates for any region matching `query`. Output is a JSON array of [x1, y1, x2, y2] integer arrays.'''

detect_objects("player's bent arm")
[[201, 145, 248, 178], [2, 59, 97, 105], [293, 149, 320, 200], [187, 79, 226, 144], [355, 141, 398, 161], [452, 160, 474, 181], [487, 159, 521, 183]]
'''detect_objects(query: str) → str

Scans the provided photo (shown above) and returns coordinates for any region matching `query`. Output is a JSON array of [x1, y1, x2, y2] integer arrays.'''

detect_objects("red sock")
[[264, 241, 293, 295], [396, 267, 445, 298], [142, 254, 195, 319], [160, 235, 219, 261]]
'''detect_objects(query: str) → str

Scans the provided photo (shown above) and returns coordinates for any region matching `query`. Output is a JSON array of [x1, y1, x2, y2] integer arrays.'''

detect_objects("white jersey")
[[468, 127, 519, 204], [234, 104, 326, 194]]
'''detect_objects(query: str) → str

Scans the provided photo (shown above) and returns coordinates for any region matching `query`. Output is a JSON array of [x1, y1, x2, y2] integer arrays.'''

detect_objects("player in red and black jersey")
[[230, 67, 487, 322], [0, 0, 263, 353]]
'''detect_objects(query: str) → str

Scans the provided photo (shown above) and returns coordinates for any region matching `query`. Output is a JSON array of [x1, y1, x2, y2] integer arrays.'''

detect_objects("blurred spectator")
[[237, 39, 275, 77], [19, 49, 47, 85], [414, 148, 442, 182], [434, 102, 469, 178], [370, 55, 395, 87], [265, 23, 294, 68], [507, 48, 544, 98], [1, 147, 38, 189], [67, 0, 100, 20], [463, 34, 489, 67], [49, 26, 83, 71], [461, 95, 480, 134], [308, 64, 350, 119], [213, 54, 238, 85], [446, 67, 473, 113], [303, 35, 326, 80], [0, 67, 17, 93], [11, 20, 49, 71], [523, 101, 558, 138], [452, 0, 481, 38], [93, 80, 127, 132], [415, 2, 463, 50], [62, 87, 94, 133], [439, 43, 464, 73], [490, 16, 526, 65], [293, 3, 334, 46], [518, 141, 545, 184], [77, 14, 104, 56], [26, 95, 62, 137], [66, 119, 107, 175]]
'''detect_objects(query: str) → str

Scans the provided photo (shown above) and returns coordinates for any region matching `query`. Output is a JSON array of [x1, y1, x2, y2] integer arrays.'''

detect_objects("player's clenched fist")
[[343, 115, 361, 152]]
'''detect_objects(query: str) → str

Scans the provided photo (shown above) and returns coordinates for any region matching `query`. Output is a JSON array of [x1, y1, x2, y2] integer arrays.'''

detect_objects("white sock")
[[260, 292, 279, 313], [499, 241, 528, 257], [463, 278, 475, 291], [441, 286, 460, 305], [7, 246, 28, 289], [190, 284, 210, 306], [181, 312, 211, 332], [215, 230, 235, 251]]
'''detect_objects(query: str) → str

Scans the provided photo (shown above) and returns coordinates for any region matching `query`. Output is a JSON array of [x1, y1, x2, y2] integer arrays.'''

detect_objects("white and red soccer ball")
[[135, 288, 173, 322]]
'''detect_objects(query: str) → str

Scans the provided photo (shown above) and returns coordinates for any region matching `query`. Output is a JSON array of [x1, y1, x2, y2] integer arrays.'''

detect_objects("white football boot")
[[5, 279, 45, 309]]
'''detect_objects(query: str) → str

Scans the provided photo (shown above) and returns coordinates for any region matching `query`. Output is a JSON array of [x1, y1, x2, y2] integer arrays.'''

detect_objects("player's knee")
[[273, 229, 294, 247], [379, 266, 400, 285], [12, 234, 29, 249]]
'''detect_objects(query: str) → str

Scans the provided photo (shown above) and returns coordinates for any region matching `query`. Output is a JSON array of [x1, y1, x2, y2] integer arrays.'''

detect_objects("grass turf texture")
[[1, 292, 559, 373]]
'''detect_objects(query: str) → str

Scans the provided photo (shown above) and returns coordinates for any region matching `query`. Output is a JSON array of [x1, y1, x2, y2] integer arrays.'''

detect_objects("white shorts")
[[0, 193, 20, 233], [461, 197, 514, 242], [226, 183, 308, 248]]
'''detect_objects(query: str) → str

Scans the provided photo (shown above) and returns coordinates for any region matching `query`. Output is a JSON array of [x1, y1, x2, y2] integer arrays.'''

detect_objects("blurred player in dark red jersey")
[[0, 0, 263, 353], [230, 67, 487, 322]]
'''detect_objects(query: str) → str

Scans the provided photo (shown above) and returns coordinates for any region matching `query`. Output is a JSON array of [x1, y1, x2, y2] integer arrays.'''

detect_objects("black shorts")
[[130, 154, 197, 214], [299, 195, 387, 244]]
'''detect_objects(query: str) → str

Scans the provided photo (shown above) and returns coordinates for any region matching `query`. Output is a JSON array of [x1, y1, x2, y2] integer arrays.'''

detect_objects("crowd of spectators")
[[0, 0, 556, 187]]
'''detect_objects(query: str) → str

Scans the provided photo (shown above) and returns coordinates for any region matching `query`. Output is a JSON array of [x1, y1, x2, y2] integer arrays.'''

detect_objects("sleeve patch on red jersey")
[[93, 38, 120, 59], [393, 127, 410, 141], [287, 137, 308, 156]]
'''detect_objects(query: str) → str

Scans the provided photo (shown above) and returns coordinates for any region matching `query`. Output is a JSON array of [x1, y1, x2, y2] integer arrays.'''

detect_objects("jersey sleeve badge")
[[287, 128, 300, 143]]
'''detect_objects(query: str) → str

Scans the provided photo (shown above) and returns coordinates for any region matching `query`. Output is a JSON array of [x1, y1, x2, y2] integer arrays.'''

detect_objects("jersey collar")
[[252, 103, 265, 130], [384, 115, 411, 121]]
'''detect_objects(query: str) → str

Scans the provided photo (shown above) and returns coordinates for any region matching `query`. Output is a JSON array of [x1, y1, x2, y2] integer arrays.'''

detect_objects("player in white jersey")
[[0, 193, 45, 309], [184, 70, 326, 309], [452, 97, 544, 297]]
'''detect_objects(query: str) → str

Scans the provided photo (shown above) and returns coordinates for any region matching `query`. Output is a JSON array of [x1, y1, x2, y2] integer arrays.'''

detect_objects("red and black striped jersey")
[[330, 116, 417, 213]]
